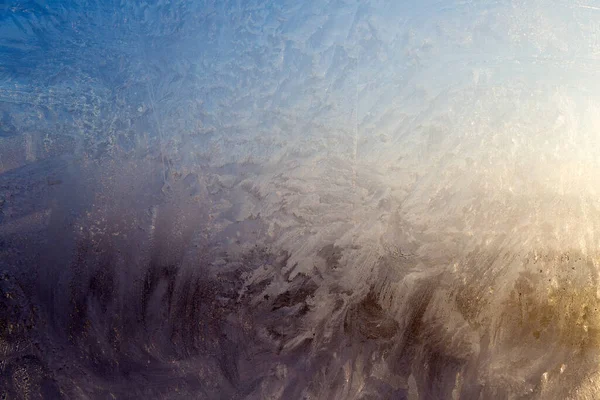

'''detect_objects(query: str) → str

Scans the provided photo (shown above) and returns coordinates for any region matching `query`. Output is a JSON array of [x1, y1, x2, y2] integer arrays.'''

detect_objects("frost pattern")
[[2, 1, 600, 399]]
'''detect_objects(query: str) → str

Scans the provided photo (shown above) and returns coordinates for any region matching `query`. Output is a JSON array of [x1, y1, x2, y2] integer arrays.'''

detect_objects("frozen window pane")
[[1, 1, 600, 398]]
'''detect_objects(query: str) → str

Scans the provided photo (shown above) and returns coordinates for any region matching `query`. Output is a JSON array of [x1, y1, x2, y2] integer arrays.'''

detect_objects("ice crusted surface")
[[3, 0, 600, 399]]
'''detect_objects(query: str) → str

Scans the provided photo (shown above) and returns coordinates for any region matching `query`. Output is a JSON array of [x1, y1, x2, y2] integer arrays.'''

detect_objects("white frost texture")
[[2, 1, 600, 399]]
